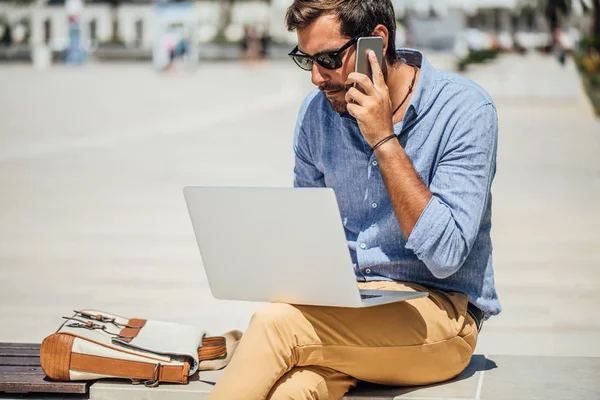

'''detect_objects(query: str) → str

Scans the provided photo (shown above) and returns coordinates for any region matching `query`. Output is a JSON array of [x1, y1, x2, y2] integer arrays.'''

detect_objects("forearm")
[[375, 139, 432, 239]]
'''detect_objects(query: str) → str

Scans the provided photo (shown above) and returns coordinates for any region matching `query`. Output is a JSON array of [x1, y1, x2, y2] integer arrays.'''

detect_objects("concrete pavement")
[[467, 52, 600, 357], [0, 51, 598, 359]]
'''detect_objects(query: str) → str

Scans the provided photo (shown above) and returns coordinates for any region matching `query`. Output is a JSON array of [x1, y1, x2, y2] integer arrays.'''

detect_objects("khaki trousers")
[[207, 281, 478, 400]]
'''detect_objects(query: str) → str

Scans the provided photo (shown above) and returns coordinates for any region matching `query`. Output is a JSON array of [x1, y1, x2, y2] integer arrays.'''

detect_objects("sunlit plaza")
[[1, 51, 599, 355], [1, 0, 600, 398]]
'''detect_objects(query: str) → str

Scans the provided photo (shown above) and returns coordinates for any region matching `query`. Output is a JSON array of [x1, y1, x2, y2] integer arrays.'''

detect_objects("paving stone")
[[480, 355, 600, 400], [87, 355, 600, 400]]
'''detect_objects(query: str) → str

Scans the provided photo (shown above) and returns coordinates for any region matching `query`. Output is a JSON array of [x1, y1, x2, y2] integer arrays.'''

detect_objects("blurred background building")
[[0, 0, 597, 62]]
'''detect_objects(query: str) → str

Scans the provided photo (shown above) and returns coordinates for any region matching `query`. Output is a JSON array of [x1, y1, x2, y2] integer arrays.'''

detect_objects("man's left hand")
[[345, 50, 394, 148]]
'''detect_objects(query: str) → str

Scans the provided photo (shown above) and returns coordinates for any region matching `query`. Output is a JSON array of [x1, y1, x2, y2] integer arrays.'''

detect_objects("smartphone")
[[354, 36, 384, 82]]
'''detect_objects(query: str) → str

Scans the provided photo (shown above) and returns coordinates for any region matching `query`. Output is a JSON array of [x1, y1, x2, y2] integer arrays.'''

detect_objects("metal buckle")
[[74, 310, 116, 324], [144, 363, 161, 387], [131, 363, 161, 387]]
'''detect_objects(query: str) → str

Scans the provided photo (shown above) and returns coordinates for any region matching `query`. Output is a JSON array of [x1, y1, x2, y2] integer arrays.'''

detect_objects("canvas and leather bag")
[[40, 309, 241, 387]]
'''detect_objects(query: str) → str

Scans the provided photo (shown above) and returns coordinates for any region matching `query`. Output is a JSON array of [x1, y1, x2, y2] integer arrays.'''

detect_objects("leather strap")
[[118, 319, 147, 342], [467, 303, 484, 332], [199, 336, 227, 361], [70, 353, 189, 384]]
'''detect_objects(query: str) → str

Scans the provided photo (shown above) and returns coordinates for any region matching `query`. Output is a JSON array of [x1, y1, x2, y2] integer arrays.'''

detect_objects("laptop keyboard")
[[360, 294, 382, 300]]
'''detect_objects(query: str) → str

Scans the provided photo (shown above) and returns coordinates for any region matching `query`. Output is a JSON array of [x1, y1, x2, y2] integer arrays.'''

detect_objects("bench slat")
[[0, 343, 40, 350], [0, 356, 41, 366], [0, 347, 41, 357], [0, 366, 45, 375], [0, 374, 89, 394], [0, 343, 90, 395]]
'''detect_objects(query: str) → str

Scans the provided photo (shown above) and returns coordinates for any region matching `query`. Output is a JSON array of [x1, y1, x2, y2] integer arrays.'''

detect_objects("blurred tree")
[[544, 0, 569, 34], [541, 0, 599, 47], [593, 0, 600, 39]]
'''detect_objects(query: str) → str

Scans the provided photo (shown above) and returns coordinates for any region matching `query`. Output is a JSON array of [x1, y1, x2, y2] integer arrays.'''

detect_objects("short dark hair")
[[285, 0, 398, 65]]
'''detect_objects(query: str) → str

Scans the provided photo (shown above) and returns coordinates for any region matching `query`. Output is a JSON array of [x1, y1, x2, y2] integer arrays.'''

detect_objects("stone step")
[[89, 354, 600, 400]]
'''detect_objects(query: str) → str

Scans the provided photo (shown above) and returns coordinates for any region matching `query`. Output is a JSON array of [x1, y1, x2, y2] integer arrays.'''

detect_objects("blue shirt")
[[293, 49, 501, 318]]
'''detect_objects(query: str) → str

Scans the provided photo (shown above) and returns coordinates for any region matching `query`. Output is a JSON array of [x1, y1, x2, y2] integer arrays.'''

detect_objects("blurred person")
[[175, 34, 188, 61], [208, 0, 501, 399], [161, 26, 190, 72], [240, 24, 249, 53], [489, 33, 500, 52], [553, 27, 569, 66], [259, 26, 272, 59], [44, 19, 51, 45], [0, 22, 12, 47], [558, 27, 577, 54], [12, 23, 27, 45], [160, 28, 177, 71], [241, 24, 261, 61], [512, 31, 527, 55]]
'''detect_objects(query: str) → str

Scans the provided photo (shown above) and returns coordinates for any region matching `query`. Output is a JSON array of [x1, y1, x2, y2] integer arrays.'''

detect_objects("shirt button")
[[365, 268, 372, 274], [372, 160, 378, 166], [371, 203, 378, 209], [360, 243, 367, 250]]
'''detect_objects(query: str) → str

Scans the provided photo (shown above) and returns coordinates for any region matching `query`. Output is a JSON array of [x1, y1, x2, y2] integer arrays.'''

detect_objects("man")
[[208, 1, 501, 399]]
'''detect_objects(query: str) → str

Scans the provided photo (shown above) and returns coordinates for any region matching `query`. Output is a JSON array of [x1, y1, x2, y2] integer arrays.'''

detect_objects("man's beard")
[[319, 63, 389, 114], [319, 83, 349, 114]]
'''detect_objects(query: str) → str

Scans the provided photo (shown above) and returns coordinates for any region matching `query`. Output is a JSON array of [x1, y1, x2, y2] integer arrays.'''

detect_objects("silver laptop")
[[183, 187, 428, 308]]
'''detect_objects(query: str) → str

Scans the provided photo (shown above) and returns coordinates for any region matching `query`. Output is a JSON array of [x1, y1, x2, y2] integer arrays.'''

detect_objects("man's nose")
[[311, 64, 328, 87]]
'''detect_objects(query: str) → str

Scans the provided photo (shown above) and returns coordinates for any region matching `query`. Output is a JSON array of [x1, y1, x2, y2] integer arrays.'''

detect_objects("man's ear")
[[372, 24, 389, 58]]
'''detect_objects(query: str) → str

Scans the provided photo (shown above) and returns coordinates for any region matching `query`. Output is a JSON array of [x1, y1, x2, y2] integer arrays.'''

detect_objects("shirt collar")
[[396, 48, 436, 123]]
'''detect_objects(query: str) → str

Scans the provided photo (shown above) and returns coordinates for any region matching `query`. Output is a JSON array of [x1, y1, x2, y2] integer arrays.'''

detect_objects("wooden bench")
[[2, 343, 599, 400], [0, 343, 88, 398]]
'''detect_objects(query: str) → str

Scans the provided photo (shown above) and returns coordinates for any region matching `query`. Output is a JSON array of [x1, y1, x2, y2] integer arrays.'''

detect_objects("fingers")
[[346, 72, 376, 96], [346, 101, 370, 121], [368, 50, 385, 89], [346, 102, 360, 119], [345, 86, 368, 106]]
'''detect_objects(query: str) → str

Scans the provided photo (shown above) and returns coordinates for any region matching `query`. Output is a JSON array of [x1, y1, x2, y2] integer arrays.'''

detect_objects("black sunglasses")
[[288, 33, 366, 71]]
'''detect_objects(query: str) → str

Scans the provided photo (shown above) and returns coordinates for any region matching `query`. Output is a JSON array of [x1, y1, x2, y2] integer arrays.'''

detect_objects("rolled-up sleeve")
[[405, 103, 498, 279]]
